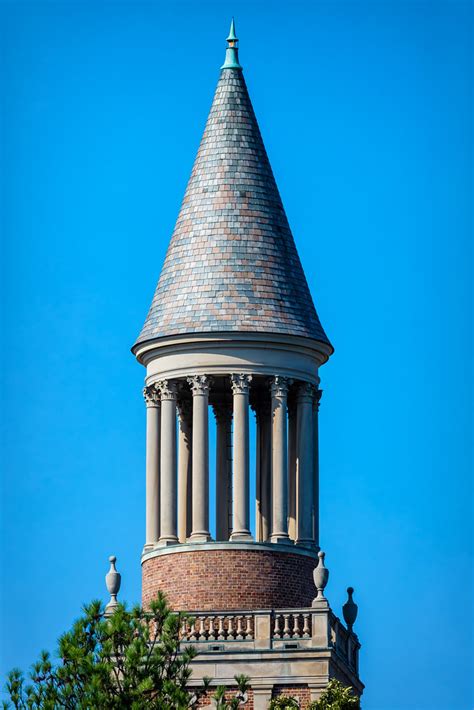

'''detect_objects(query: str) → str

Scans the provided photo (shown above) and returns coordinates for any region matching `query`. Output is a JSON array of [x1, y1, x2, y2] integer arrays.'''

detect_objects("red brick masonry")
[[142, 547, 317, 610]]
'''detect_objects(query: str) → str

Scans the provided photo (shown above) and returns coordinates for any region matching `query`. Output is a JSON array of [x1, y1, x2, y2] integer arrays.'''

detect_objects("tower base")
[[182, 602, 363, 708], [142, 541, 318, 611]]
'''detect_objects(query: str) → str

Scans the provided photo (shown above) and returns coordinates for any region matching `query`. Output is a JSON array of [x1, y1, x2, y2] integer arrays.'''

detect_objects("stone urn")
[[312, 550, 329, 604], [105, 555, 121, 615], [342, 586, 358, 631]]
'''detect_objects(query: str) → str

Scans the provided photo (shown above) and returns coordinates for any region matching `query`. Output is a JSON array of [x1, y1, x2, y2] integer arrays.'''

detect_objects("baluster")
[[198, 617, 206, 640], [245, 615, 253, 639], [273, 613, 282, 639], [180, 617, 188, 640], [217, 615, 225, 640], [208, 615, 216, 640], [190, 619, 197, 640], [236, 616, 244, 640], [228, 615, 237, 639], [283, 613, 291, 638], [302, 613, 310, 638], [291, 613, 298, 638], [290, 613, 298, 638]]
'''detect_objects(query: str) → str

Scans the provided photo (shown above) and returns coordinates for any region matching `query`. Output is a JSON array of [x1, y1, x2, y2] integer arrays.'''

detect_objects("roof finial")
[[221, 18, 242, 70]]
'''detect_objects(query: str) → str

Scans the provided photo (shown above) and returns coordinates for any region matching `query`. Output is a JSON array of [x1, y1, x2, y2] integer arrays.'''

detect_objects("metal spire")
[[221, 17, 242, 70]]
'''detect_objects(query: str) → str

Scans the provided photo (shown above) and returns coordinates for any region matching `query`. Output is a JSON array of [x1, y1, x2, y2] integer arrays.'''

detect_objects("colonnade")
[[143, 374, 321, 550]]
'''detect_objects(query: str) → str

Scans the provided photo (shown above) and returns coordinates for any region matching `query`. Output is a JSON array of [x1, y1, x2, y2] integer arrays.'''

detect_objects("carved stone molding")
[[270, 375, 291, 399], [296, 380, 314, 403], [250, 398, 271, 419], [143, 385, 160, 408], [187, 374, 212, 396], [177, 399, 192, 421], [212, 402, 233, 425], [230, 373, 252, 395], [312, 386, 323, 411], [156, 379, 178, 400]]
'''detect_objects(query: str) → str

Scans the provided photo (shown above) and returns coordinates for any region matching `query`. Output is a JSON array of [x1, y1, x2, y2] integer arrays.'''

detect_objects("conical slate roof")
[[134, 25, 331, 350]]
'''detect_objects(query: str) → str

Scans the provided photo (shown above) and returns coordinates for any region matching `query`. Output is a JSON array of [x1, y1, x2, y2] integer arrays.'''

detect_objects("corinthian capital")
[[187, 374, 212, 396], [156, 379, 178, 400], [313, 387, 323, 411], [270, 375, 291, 398], [143, 385, 160, 408], [295, 381, 315, 403], [212, 402, 233, 425], [177, 398, 192, 421], [250, 398, 271, 419], [230, 373, 252, 395]]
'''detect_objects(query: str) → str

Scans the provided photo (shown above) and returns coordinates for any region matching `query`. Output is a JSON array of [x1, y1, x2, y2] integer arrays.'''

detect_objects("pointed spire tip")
[[221, 17, 242, 70], [227, 17, 237, 42]]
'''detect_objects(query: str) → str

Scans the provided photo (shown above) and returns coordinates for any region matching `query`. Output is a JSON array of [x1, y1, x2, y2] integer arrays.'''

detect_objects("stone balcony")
[[180, 603, 363, 707], [181, 606, 359, 673]]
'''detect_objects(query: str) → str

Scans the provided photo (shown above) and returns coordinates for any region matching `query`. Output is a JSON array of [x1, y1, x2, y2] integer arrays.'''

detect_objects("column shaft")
[[255, 401, 271, 542], [288, 403, 297, 540], [188, 376, 211, 542], [158, 380, 178, 545], [261, 412, 272, 541], [177, 401, 192, 543], [270, 376, 291, 544], [296, 382, 314, 547], [230, 374, 252, 540], [144, 386, 160, 548], [214, 402, 232, 540], [313, 388, 322, 547]]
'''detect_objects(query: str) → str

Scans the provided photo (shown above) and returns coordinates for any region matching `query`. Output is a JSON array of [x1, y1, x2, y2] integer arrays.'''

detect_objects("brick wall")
[[196, 688, 254, 708], [142, 548, 317, 610], [272, 685, 312, 708], [196, 685, 313, 709]]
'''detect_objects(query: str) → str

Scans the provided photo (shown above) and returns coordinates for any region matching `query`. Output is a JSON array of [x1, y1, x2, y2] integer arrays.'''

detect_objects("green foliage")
[[268, 695, 300, 709], [212, 674, 250, 709], [3, 593, 208, 710], [308, 679, 360, 710]]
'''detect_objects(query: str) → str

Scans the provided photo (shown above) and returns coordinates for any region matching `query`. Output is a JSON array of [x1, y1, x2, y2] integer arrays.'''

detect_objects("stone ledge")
[[141, 540, 319, 563]]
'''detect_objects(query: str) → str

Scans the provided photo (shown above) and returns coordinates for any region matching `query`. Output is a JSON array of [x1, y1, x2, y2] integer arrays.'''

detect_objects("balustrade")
[[176, 607, 358, 673], [180, 613, 255, 642]]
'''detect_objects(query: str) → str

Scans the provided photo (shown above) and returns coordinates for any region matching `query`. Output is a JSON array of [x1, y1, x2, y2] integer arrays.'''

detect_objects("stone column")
[[177, 399, 192, 543], [158, 379, 178, 545], [188, 375, 211, 542], [230, 373, 253, 540], [143, 385, 160, 549], [254, 400, 271, 542], [313, 386, 322, 547], [270, 376, 291, 544], [287, 400, 297, 540], [296, 381, 314, 547], [213, 401, 233, 540]]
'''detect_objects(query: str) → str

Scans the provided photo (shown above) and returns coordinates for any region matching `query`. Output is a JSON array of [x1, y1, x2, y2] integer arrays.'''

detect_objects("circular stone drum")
[[142, 542, 318, 611]]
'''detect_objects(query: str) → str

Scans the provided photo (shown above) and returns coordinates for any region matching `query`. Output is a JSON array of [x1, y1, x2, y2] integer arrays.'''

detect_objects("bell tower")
[[133, 20, 363, 707]]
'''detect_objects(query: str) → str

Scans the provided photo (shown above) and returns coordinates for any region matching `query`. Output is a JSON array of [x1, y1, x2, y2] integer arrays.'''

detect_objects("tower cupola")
[[133, 23, 362, 705]]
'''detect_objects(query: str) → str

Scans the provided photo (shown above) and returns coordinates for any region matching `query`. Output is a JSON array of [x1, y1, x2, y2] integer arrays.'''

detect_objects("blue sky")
[[1, 1, 472, 708]]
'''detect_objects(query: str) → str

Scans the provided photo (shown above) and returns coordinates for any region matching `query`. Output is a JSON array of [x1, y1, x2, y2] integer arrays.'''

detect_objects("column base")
[[230, 531, 253, 541], [157, 536, 179, 547], [296, 538, 318, 550], [188, 532, 212, 543], [269, 533, 293, 545]]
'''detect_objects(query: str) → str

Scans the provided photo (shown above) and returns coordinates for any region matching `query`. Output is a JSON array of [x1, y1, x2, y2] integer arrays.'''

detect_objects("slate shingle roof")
[[134, 61, 331, 349]]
